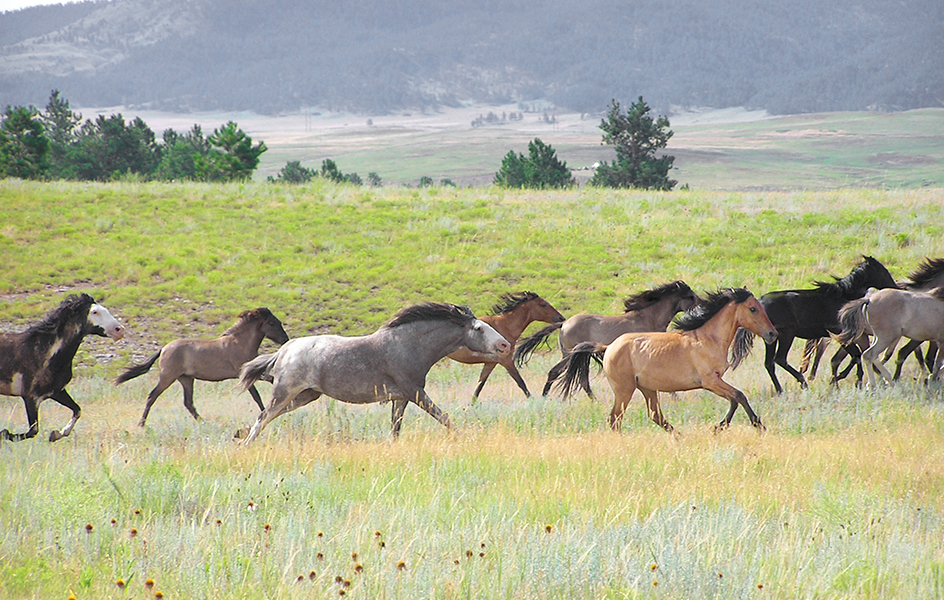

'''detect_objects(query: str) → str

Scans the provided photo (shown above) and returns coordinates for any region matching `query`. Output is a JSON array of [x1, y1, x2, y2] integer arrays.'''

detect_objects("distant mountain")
[[1, 0, 942, 116]]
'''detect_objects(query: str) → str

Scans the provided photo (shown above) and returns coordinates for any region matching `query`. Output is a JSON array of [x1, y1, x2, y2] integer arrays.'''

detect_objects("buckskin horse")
[[513, 281, 701, 396], [238, 302, 510, 442], [447, 291, 564, 399], [553, 288, 777, 433], [116, 307, 289, 426], [0, 293, 124, 442]]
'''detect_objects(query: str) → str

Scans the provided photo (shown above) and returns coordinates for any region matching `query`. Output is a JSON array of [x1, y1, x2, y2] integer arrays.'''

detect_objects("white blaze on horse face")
[[475, 320, 511, 356], [90, 304, 125, 340]]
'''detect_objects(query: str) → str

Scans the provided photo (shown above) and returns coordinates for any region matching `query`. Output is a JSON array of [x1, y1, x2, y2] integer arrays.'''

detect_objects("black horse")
[[760, 256, 897, 393], [0, 293, 124, 442]]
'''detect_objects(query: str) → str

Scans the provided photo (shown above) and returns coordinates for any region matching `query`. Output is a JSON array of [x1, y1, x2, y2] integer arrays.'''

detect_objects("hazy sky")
[[0, 0, 78, 12]]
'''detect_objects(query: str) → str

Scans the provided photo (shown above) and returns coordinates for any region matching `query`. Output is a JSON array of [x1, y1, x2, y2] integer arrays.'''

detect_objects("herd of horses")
[[2, 256, 943, 443]]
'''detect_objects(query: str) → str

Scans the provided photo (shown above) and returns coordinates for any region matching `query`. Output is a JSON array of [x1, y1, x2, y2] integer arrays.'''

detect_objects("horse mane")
[[24, 293, 96, 338], [223, 307, 273, 335], [672, 288, 752, 331], [813, 255, 892, 296], [623, 281, 691, 312], [490, 291, 538, 315], [905, 257, 944, 289], [384, 302, 477, 329]]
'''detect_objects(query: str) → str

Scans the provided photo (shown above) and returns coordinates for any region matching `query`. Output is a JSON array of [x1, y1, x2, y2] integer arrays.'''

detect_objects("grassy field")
[[2, 181, 944, 598], [129, 105, 944, 190]]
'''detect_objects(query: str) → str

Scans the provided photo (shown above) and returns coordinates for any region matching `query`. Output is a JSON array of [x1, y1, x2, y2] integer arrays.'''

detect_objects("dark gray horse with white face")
[[238, 302, 511, 442]]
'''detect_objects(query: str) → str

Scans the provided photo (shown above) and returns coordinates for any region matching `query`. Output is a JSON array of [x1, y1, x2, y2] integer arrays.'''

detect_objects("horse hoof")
[[0, 429, 12, 441], [233, 427, 250, 440], [48, 430, 64, 442]]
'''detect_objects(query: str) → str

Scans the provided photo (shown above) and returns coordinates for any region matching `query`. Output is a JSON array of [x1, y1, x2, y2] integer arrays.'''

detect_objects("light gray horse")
[[513, 281, 701, 396], [238, 302, 510, 442], [838, 287, 944, 388]]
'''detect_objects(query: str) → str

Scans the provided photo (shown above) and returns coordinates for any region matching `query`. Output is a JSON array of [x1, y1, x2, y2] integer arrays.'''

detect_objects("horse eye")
[[749, 307, 757, 313]]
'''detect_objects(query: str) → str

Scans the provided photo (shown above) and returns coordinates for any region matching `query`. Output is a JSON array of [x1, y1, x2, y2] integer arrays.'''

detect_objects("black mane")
[[813, 256, 894, 298], [905, 257, 944, 289], [672, 288, 752, 331], [384, 302, 477, 329], [623, 281, 692, 312], [490, 291, 538, 315], [24, 293, 96, 339], [224, 307, 274, 335]]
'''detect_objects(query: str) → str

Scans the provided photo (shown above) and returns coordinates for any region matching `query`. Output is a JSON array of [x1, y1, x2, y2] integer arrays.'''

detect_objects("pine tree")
[[590, 97, 676, 190]]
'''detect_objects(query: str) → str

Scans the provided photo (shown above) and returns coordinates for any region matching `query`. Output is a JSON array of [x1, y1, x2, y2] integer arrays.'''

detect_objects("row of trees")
[[493, 97, 676, 191], [0, 91, 266, 182]]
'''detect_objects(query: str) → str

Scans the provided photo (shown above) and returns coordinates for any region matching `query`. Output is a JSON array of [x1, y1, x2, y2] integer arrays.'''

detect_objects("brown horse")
[[116, 308, 289, 426], [447, 291, 565, 399], [514, 281, 701, 396], [555, 288, 777, 433]]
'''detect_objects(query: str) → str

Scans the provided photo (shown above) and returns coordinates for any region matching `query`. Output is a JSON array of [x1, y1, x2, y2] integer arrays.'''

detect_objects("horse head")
[[734, 292, 778, 345], [527, 293, 566, 324], [84, 296, 124, 340], [255, 308, 290, 344], [466, 319, 511, 357]]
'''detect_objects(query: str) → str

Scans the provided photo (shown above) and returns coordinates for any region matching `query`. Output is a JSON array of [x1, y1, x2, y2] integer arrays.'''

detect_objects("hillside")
[[1, 0, 941, 116]]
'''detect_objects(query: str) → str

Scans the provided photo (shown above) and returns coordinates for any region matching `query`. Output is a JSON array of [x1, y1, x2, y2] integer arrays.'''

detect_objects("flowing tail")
[[837, 298, 870, 346], [554, 341, 607, 399], [240, 353, 279, 391], [514, 322, 563, 367], [115, 351, 160, 385], [799, 338, 827, 377]]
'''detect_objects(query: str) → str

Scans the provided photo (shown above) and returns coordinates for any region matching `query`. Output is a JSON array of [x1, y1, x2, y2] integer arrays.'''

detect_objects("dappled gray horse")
[[238, 302, 510, 442], [116, 307, 289, 425]]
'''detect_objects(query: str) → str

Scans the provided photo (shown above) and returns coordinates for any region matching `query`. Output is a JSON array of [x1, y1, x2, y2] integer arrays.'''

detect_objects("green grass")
[[2, 180, 944, 598]]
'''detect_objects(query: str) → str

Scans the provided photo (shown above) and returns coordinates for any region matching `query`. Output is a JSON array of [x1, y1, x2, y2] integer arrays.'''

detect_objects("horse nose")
[[111, 324, 125, 340], [763, 329, 778, 344], [495, 338, 512, 356]]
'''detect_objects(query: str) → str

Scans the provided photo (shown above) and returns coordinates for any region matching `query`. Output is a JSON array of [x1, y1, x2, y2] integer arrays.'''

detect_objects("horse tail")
[[114, 351, 160, 385], [799, 338, 819, 374], [514, 322, 563, 367], [730, 328, 755, 371], [240, 352, 279, 391], [554, 341, 606, 398], [837, 298, 870, 345]]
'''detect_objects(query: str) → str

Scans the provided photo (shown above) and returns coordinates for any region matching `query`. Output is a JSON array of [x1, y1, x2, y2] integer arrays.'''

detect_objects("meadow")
[[2, 181, 944, 599]]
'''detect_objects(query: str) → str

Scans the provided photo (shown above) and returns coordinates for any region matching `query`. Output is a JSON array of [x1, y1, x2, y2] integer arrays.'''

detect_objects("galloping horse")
[[514, 281, 701, 396], [238, 302, 510, 442], [1, 293, 124, 441], [116, 308, 289, 426], [804, 257, 944, 383], [553, 288, 777, 432], [838, 287, 944, 388], [447, 291, 564, 399], [759, 256, 897, 393]]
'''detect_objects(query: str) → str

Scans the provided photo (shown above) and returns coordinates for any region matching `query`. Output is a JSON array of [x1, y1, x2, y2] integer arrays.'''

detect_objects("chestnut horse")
[[554, 289, 777, 433], [448, 291, 564, 399], [116, 308, 288, 426], [513, 281, 700, 396], [1, 293, 124, 442]]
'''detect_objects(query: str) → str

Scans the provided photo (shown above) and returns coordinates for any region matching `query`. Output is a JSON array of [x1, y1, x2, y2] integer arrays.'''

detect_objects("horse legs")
[[703, 375, 764, 432], [411, 390, 452, 431], [391, 399, 408, 437], [471, 363, 498, 401], [773, 335, 808, 391], [178, 376, 200, 421], [893, 340, 925, 380], [47, 388, 81, 442], [862, 336, 896, 389], [607, 377, 637, 431], [764, 340, 785, 394], [243, 387, 322, 443], [138, 372, 178, 427], [247, 384, 266, 411], [0, 396, 40, 442], [499, 360, 532, 399], [639, 387, 673, 433]]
